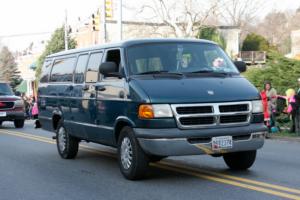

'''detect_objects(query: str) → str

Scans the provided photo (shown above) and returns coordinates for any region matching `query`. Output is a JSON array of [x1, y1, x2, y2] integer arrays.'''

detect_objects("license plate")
[[212, 136, 233, 150], [0, 112, 6, 117]]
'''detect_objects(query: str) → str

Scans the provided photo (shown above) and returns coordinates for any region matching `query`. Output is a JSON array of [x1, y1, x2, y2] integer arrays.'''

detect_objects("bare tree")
[[217, 0, 264, 42], [218, 0, 263, 27], [135, 0, 263, 38], [137, 0, 223, 38]]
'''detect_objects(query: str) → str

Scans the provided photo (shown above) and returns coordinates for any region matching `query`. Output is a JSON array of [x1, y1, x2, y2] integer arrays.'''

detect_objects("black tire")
[[117, 126, 149, 180], [0, 121, 3, 126], [56, 121, 79, 159], [14, 119, 24, 128], [223, 150, 257, 170]]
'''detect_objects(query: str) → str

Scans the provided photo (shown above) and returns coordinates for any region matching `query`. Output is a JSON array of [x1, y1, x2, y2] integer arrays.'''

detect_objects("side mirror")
[[234, 61, 247, 73], [100, 62, 121, 78]]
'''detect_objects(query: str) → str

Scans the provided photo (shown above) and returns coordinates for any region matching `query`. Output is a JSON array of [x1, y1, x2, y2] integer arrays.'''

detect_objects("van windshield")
[[127, 42, 239, 75]]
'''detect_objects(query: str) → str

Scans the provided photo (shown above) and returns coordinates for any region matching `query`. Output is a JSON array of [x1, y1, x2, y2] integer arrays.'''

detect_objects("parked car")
[[38, 39, 267, 180], [0, 82, 25, 128]]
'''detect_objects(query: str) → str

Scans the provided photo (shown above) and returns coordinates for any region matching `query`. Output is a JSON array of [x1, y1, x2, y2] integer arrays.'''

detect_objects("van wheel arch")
[[114, 121, 134, 144], [52, 114, 62, 131]]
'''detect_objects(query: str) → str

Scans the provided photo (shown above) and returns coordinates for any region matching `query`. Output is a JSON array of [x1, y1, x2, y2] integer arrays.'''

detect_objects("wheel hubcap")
[[58, 127, 67, 152], [120, 137, 133, 170]]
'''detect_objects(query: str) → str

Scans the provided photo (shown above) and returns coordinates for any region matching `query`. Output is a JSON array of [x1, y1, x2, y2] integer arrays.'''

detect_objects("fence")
[[239, 51, 266, 64]]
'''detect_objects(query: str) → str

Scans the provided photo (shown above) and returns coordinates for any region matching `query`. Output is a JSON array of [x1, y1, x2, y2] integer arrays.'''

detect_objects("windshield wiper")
[[189, 70, 233, 75], [137, 70, 183, 76], [190, 70, 215, 73], [0, 92, 9, 95]]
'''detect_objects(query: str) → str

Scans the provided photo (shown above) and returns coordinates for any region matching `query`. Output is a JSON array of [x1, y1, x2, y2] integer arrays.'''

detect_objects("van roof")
[[46, 38, 217, 59]]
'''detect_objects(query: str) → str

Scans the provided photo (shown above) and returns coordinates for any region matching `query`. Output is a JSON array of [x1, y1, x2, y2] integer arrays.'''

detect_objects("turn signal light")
[[138, 105, 154, 119]]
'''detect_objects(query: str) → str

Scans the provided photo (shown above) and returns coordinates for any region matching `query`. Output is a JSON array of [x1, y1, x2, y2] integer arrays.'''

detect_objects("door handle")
[[82, 85, 89, 91], [95, 85, 106, 91]]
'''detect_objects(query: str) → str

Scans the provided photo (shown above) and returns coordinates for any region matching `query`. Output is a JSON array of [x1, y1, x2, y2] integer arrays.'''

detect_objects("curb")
[[269, 135, 300, 142]]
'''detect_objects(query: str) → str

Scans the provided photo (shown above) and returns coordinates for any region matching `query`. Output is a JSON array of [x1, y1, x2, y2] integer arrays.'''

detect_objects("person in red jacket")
[[260, 90, 270, 127]]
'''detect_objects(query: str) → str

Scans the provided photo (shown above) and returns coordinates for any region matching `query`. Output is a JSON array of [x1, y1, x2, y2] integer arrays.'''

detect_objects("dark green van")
[[38, 39, 267, 180]]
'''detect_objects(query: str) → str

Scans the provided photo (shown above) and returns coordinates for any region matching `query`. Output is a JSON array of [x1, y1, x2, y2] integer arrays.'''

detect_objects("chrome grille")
[[180, 116, 215, 126], [171, 101, 252, 129], [176, 106, 213, 115]]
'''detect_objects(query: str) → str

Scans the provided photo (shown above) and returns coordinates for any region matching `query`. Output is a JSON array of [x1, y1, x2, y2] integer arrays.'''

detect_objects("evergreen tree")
[[244, 51, 300, 95], [197, 27, 227, 50], [242, 33, 271, 51], [35, 26, 77, 80], [0, 46, 22, 90]]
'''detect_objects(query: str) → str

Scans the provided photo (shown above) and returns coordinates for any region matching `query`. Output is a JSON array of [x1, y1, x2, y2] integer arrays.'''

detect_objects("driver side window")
[[102, 49, 121, 79]]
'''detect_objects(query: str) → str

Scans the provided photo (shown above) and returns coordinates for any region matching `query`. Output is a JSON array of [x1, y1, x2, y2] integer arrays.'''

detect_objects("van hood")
[[131, 76, 260, 103]]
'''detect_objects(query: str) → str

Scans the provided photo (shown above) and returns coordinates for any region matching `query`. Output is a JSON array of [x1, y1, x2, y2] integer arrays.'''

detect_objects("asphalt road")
[[0, 121, 300, 200]]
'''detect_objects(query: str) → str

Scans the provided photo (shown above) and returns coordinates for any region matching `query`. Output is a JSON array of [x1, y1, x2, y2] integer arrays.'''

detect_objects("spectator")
[[285, 89, 297, 133], [21, 93, 30, 119], [260, 90, 270, 126], [297, 78, 300, 95], [264, 82, 277, 128]]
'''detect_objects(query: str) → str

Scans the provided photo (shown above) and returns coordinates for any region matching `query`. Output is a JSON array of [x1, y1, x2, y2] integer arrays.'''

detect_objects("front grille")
[[0, 101, 14, 110], [220, 115, 248, 124], [176, 106, 213, 114], [219, 104, 248, 113], [171, 102, 251, 129], [180, 116, 214, 126]]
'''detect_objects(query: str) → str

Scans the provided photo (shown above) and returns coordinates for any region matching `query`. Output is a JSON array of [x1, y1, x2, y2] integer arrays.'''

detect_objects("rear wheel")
[[223, 150, 257, 170], [56, 121, 79, 159], [14, 119, 24, 128], [117, 126, 149, 180]]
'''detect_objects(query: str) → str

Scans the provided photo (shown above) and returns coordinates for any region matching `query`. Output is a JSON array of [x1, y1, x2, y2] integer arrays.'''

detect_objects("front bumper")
[[0, 111, 25, 121], [135, 124, 267, 156]]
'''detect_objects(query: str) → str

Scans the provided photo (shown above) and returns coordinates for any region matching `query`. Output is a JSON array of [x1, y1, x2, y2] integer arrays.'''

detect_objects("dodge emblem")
[[207, 90, 214, 95]]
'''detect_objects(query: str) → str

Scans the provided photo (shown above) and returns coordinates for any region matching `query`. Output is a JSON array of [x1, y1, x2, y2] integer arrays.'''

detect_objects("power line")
[[0, 32, 52, 38]]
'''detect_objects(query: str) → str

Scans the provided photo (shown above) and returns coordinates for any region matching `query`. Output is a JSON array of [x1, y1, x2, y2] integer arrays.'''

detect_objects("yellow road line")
[[1, 129, 300, 200], [160, 160, 300, 195], [152, 163, 300, 200]]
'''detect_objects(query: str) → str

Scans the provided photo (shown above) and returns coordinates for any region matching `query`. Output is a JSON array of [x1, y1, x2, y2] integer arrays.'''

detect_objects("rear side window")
[[85, 52, 103, 82], [40, 60, 52, 83], [50, 57, 76, 82], [74, 54, 88, 83]]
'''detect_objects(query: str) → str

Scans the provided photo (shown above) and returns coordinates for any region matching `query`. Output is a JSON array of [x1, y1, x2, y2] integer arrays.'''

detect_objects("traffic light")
[[91, 13, 100, 31], [105, 0, 113, 18]]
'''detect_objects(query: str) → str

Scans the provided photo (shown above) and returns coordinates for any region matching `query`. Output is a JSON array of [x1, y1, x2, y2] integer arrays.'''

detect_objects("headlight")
[[251, 100, 263, 113], [138, 104, 173, 119], [14, 99, 24, 107]]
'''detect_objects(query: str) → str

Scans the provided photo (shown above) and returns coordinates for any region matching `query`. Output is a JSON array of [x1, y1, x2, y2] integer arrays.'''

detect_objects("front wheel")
[[56, 121, 79, 159], [223, 150, 257, 170], [117, 126, 149, 180], [14, 119, 24, 128]]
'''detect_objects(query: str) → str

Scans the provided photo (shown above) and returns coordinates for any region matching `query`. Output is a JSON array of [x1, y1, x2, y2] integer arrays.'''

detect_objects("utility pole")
[[64, 9, 68, 50], [118, 0, 123, 41], [101, 0, 106, 43]]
